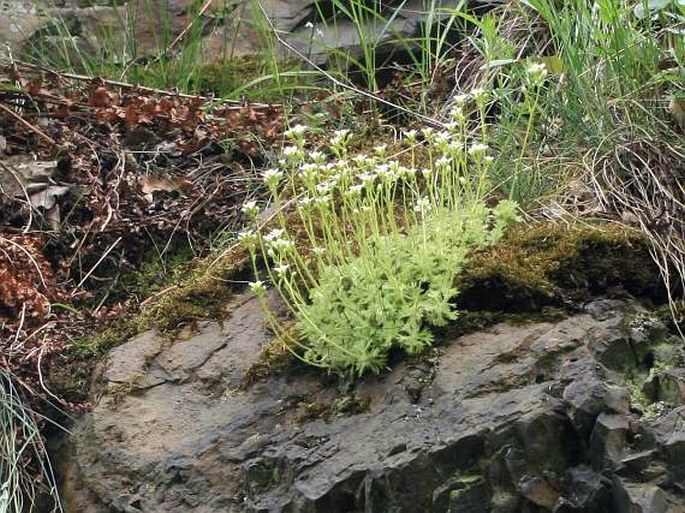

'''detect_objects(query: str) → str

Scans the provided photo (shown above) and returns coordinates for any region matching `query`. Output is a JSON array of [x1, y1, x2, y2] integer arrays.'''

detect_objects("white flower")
[[402, 129, 418, 143], [241, 200, 260, 219], [468, 143, 490, 158], [403, 129, 418, 139], [445, 121, 460, 133], [316, 181, 333, 195], [448, 141, 464, 155], [273, 263, 290, 276], [450, 106, 465, 123], [263, 228, 286, 242], [284, 124, 308, 139], [403, 167, 417, 177], [312, 246, 326, 256], [452, 94, 469, 106], [282, 145, 301, 159], [352, 154, 372, 168], [238, 229, 257, 249], [267, 238, 294, 257], [375, 163, 390, 176], [346, 184, 364, 196], [413, 196, 432, 216], [422, 127, 435, 142], [308, 150, 326, 164], [263, 168, 283, 191], [249, 280, 267, 297], [434, 131, 451, 147], [373, 144, 387, 156], [238, 229, 255, 240], [299, 162, 318, 181], [421, 168, 432, 177], [435, 156, 453, 169], [527, 62, 548, 85], [471, 87, 489, 104], [331, 129, 351, 148], [305, 21, 314, 29], [359, 172, 376, 185], [315, 195, 332, 208], [298, 196, 315, 209]]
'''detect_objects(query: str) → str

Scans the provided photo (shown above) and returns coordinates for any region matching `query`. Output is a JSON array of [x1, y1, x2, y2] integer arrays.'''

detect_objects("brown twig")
[[8, 60, 277, 109], [0, 103, 56, 146], [71, 236, 123, 296]]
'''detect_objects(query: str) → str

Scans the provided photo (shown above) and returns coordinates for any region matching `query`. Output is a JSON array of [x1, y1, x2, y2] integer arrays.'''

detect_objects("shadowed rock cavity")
[[58, 296, 685, 512]]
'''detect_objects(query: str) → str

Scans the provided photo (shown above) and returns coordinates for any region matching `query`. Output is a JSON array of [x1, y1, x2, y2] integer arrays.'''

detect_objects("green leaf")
[[539, 56, 565, 75]]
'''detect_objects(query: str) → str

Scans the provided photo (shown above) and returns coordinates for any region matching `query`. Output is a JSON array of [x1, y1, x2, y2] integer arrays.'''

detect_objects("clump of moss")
[[457, 222, 665, 312], [47, 318, 145, 403], [114, 242, 196, 302], [241, 334, 296, 387], [141, 243, 252, 332]]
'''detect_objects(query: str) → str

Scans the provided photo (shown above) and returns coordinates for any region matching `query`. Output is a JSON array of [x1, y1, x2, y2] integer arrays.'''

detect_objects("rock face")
[[60, 296, 685, 512], [1, 0, 465, 70]]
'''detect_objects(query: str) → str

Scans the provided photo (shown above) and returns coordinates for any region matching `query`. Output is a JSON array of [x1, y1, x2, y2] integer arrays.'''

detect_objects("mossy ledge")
[[456, 221, 666, 313], [140, 243, 252, 332], [62, 219, 666, 399], [247, 220, 667, 386]]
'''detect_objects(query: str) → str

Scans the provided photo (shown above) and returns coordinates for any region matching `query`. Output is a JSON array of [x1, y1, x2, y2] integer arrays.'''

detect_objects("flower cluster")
[[240, 103, 519, 377]]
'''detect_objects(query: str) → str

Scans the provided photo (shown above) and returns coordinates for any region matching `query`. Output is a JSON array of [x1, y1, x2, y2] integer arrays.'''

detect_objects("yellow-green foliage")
[[458, 222, 662, 311]]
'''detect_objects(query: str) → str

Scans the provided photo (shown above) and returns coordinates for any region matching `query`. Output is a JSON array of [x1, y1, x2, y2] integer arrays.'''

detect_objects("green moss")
[[115, 243, 196, 301], [141, 243, 251, 331], [457, 221, 664, 312], [47, 319, 143, 403], [73, 321, 142, 359], [241, 332, 296, 388]]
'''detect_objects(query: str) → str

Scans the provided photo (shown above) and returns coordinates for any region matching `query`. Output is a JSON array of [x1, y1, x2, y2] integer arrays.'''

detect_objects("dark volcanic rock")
[[59, 298, 685, 512], [590, 413, 630, 470]]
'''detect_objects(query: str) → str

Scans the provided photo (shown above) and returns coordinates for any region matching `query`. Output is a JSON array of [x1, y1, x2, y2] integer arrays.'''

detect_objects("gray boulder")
[[58, 298, 685, 512]]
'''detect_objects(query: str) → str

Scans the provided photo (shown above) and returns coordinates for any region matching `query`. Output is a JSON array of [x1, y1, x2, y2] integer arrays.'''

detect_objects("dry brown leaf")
[[140, 175, 185, 202], [90, 86, 115, 108]]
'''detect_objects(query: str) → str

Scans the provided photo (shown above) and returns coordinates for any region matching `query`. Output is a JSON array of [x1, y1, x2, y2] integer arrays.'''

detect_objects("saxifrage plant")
[[241, 88, 521, 377]]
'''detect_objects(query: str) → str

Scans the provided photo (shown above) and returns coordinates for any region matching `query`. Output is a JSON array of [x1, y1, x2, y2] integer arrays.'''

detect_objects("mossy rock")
[[142, 243, 251, 331], [457, 222, 665, 312]]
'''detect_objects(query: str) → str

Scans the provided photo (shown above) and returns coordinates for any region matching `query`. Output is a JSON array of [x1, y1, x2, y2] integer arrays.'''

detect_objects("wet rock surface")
[[60, 297, 685, 512]]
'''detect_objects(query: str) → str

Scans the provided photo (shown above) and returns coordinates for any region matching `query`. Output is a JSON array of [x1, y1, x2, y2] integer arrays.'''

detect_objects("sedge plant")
[[517, 0, 684, 142], [0, 369, 63, 513], [241, 89, 520, 378], [463, 0, 684, 197]]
